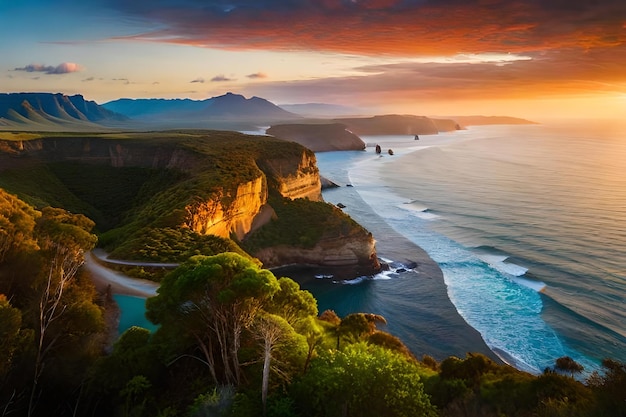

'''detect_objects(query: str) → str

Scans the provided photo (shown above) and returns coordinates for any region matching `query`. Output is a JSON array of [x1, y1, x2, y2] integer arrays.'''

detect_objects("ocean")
[[306, 121, 625, 376]]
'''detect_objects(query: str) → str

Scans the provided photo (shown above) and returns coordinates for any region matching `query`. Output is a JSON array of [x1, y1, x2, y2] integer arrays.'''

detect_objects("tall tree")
[[0, 189, 39, 264], [28, 207, 98, 417], [146, 252, 280, 386], [251, 313, 293, 415], [336, 313, 386, 349]]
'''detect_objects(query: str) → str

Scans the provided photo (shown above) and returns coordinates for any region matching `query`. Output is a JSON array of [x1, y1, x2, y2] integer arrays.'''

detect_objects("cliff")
[[444, 115, 538, 126], [255, 233, 380, 277], [0, 131, 377, 275], [257, 150, 322, 201], [266, 123, 366, 152], [184, 176, 267, 239]]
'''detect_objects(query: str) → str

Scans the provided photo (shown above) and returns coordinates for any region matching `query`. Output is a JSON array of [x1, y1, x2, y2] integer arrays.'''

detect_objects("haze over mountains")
[[0, 92, 536, 133]]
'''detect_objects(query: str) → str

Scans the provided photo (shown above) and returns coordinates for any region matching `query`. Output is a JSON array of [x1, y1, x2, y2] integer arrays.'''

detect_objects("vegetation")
[[242, 195, 367, 252], [0, 188, 104, 417], [0, 130, 354, 270], [1, 192, 625, 416], [2, 133, 625, 417]]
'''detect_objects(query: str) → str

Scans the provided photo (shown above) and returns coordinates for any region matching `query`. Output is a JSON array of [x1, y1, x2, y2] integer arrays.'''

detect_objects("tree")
[[336, 313, 386, 349], [554, 356, 584, 378], [0, 189, 39, 263], [267, 277, 317, 326], [251, 313, 296, 415], [146, 252, 280, 386], [0, 295, 26, 379], [292, 342, 437, 417], [298, 316, 324, 373], [588, 358, 626, 416], [28, 207, 98, 417]]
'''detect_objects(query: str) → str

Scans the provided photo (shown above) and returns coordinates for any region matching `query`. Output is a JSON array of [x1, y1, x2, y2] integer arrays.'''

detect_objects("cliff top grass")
[[0, 131, 43, 141], [0, 129, 356, 267]]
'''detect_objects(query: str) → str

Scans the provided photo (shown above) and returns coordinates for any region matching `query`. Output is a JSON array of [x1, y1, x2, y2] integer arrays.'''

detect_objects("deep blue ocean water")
[[312, 121, 626, 375]]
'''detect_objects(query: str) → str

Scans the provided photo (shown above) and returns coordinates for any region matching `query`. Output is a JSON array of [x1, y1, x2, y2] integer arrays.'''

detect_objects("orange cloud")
[[109, 1, 625, 56]]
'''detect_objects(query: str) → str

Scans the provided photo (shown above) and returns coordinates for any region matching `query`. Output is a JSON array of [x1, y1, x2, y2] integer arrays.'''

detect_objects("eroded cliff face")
[[183, 150, 321, 239], [254, 233, 380, 277], [0, 135, 378, 273], [258, 151, 322, 201], [184, 175, 268, 240]]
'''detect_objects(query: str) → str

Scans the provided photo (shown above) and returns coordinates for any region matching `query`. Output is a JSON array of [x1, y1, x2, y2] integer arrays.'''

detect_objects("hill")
[[103, 92, 301, 128], [0, 92, 127, 131], [444, 115, 538, 126], [334, 114, 461, 135], [278, 102, 364, 117], [266, 123, 366, 152]]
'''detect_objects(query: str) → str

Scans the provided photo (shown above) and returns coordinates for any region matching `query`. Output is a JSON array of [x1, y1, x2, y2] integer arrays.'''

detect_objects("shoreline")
[[345, 198, 499, 361], [317, 183, 499, 361]]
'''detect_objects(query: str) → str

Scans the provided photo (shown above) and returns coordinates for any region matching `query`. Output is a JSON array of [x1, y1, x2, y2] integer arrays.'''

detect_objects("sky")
[[1, 0, 625, 121]]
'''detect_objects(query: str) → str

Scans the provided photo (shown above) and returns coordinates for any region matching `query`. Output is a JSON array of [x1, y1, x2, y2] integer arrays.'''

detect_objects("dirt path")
[[84, 252, 159, 297]]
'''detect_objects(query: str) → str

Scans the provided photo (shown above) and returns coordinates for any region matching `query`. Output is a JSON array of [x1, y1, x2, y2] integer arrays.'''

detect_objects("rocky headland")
[[0, 131, 380, 277]]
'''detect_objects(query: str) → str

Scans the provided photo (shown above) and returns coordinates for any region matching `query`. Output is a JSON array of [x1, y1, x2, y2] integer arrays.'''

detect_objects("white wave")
[[315, 274, 334, 279], [338, 276, 368, 285], [475, 252, 529, 277], [513, 276, 547, 292], [373, 270, 394, 280], [398, 201, 440, 220]]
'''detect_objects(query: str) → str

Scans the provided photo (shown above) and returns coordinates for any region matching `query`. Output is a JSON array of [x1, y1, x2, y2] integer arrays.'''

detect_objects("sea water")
[[314, 121, 626, 375]]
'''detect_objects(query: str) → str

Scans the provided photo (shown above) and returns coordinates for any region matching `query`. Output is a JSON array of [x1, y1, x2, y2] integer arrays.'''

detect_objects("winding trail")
[[84, 251, 162, 297]]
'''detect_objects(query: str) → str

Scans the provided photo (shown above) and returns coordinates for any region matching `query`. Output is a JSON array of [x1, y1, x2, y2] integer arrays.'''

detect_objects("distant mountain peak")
[[0, 92, 127, 130], [102, 92, 300, 127]]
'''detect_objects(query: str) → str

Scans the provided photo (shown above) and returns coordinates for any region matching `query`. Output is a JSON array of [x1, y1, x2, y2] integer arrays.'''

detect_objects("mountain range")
[[0, 92, 127, 131], [0, 92, 537, 133], [102, 92, 300, 127]]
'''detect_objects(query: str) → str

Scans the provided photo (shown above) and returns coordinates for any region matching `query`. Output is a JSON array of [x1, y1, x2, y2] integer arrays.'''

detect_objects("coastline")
[[315, 145, 501, 361], [321, 182, 499, 361], [82, 140, 499, 362]]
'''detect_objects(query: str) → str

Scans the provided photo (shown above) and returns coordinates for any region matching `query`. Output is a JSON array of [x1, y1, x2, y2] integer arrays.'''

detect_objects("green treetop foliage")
[[0, 188, 39, 263], [0, 294, 31, 380], [291, 342, 437, 417], [146, 252, 281, 386]]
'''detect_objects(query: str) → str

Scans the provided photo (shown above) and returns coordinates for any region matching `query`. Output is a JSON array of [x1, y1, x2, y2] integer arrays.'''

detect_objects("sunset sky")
[[1, 0, 625, 121]]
